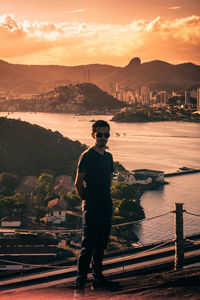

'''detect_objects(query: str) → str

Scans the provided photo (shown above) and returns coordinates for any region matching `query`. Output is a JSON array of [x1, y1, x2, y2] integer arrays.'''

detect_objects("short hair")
[[92, 120, 110, 132]]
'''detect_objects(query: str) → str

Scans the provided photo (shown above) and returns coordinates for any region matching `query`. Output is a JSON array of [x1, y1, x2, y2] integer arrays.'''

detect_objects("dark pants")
[[76, 209, 112, 285]]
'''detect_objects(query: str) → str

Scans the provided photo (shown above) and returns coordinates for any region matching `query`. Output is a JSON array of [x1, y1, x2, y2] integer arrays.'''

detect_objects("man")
[[74, 120, 118, 296]]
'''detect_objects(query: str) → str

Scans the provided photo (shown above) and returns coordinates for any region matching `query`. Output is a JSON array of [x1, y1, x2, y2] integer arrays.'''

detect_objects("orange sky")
[[0, 0, 200, 66]]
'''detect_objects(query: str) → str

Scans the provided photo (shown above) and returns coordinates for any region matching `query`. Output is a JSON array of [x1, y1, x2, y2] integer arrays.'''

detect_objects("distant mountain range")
[[0, 58, 200, 96]]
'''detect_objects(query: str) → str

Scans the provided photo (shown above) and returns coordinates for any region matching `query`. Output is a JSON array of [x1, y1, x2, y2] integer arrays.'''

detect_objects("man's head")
[[92, 120, 110, 148]]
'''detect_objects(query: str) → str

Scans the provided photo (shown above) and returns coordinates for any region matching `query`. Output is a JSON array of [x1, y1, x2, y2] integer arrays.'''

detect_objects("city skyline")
[[0, 0, 200, 66]]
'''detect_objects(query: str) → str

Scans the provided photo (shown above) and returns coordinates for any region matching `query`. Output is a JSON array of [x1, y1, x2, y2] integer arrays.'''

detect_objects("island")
[[111, 106, 200, 123]]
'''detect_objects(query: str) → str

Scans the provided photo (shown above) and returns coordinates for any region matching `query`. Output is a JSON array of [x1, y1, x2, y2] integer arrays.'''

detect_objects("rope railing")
[[6, 209, 199, 234], [112, 211, 172, 228], [0, 238, 174, 270], [0, 206, 199, 274], [184, 210, 200, 218]]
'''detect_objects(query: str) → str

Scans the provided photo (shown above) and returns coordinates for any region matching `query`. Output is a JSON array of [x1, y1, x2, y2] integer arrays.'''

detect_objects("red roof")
[[47, 198, 67, 211]]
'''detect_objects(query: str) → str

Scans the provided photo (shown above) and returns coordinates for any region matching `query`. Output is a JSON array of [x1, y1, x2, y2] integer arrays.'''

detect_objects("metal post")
[[174, 203, 184, 269]]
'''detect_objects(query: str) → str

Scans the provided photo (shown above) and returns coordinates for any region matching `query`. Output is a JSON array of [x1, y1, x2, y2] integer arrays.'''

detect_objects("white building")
[[113, 172, 152, 185], [133, 169, 165, 183], [46, 198, 67, 224]]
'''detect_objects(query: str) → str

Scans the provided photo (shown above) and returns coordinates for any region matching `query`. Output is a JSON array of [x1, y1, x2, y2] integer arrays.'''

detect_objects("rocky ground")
[[0, 266, 200, 299]]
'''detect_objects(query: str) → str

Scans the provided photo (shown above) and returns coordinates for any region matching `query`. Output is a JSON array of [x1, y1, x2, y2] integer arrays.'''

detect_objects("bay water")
[[1, 112, 200, 244]]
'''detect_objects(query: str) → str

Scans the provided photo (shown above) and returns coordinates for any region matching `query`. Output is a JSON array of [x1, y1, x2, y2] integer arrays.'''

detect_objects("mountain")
[[98, 59, 200, 92], [0, 83, 124, 113], [0, 117, 86, 177], [0, 58, 200, 96], [0, 59, 118, 95]]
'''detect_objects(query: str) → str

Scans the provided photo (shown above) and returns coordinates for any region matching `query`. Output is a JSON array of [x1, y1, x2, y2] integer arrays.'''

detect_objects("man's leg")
[[76, 243, 93, 286], [76, 210, 97, 286], [92, 220, 111, 279], [91, 220, 120, 290], [92, 245, 104, 279]]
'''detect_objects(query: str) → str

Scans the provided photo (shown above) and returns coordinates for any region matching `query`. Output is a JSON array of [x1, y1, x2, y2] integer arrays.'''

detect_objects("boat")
[[179, 166, 191, 171]]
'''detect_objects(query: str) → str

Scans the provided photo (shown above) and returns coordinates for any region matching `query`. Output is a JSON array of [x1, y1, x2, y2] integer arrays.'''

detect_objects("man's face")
[[92, 126, 110, 148]]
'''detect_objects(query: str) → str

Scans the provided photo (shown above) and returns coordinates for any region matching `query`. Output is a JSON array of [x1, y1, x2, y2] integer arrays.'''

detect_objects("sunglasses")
[[95, 132, 110, 138]]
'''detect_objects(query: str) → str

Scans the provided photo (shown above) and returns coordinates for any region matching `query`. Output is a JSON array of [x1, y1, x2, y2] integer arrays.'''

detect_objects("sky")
[[0, 0, 200, 66]]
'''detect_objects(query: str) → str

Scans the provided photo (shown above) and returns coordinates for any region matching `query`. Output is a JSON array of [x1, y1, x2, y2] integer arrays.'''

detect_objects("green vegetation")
[[0, 117, 86, 177], [111, 182, 145, 223]]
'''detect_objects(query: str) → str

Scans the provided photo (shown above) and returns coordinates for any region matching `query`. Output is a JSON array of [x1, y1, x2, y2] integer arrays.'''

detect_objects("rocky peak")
[[125, 57, 141, 69]]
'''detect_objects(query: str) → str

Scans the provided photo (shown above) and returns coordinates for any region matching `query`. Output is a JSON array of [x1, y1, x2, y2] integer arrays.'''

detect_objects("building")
[[156, 91, 168, 106], [112, 171, 152, 185], [141, 87, 150, 105], [1, 216, 21, 228], [123, 90, 136, 104], [142, 92, 150, 105], [197, 88, 200, 110], [190, 89, 197, 99], [185, 91, 190, 106], [133, 169, 165, 183], [46, 198, 67, 224]]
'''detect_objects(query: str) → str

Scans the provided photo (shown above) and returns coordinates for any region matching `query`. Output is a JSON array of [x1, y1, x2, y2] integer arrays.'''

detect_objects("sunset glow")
[[1, 0, 200, 66]]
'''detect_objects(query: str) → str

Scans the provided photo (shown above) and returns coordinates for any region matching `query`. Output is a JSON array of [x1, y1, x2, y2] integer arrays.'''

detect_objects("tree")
[[111, 182, 138, 200], [13, 191, 30, 215], [118, 198, 145, 221], [34, 172, 55, 206], [0, 173, 18, 195], [114, 162, 127, 173], [60, 192, 80, 210], [0, 196, 18, 216]]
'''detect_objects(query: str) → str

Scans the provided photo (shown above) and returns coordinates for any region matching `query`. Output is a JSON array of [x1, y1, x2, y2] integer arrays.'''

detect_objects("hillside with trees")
[[0, 83, 124, 114], [0, 117, 86, 177]]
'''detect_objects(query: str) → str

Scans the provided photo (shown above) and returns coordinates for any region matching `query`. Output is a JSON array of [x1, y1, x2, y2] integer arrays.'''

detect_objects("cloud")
[[65, 9, 85, 14], [168, 6, 180, 10], [0, 14, 200, 66]]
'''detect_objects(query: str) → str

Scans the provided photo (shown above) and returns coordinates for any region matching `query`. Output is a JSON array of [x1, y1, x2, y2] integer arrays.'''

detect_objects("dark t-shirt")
[[78, 147, 114, 212]]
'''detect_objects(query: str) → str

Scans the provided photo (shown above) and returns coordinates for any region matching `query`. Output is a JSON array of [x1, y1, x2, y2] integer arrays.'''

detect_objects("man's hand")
[[75, 171, 86, 201]]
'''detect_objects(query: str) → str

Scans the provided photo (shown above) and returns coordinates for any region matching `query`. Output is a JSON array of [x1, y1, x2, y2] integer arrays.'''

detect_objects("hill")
[[0, 117, 86, 177], [0, 59, 118, 96], [0, 58, 200, 97], [0, 83, 124, 113]]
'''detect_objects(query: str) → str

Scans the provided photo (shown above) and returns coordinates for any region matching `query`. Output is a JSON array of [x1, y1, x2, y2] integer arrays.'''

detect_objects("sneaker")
[[92, 275, 120, 290], [73, 283, 85, 299]]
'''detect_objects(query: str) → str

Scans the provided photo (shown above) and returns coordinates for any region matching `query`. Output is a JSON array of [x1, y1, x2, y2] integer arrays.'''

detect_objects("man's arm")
[[110, 173, 113, 186], [74, 171, 86, 201]]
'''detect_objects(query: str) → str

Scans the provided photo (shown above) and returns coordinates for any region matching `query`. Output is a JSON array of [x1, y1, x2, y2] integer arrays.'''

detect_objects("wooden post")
[[174, 203, 184, 270]]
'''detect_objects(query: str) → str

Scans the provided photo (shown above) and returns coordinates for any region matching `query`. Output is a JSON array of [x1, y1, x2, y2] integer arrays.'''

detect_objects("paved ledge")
[[0, 266, 200, 299]]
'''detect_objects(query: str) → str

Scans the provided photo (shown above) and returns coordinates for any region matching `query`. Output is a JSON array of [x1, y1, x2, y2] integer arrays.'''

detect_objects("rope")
[[0, 257, 72, 269], [5, 211, 172, 234], [0, 238, 174, 271], [184, 210, 200, 218], [112, 211, 172, 228]]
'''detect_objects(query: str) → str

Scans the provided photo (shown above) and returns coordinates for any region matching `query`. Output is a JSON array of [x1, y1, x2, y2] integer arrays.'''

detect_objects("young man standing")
[[74, 120, 118, 296]]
